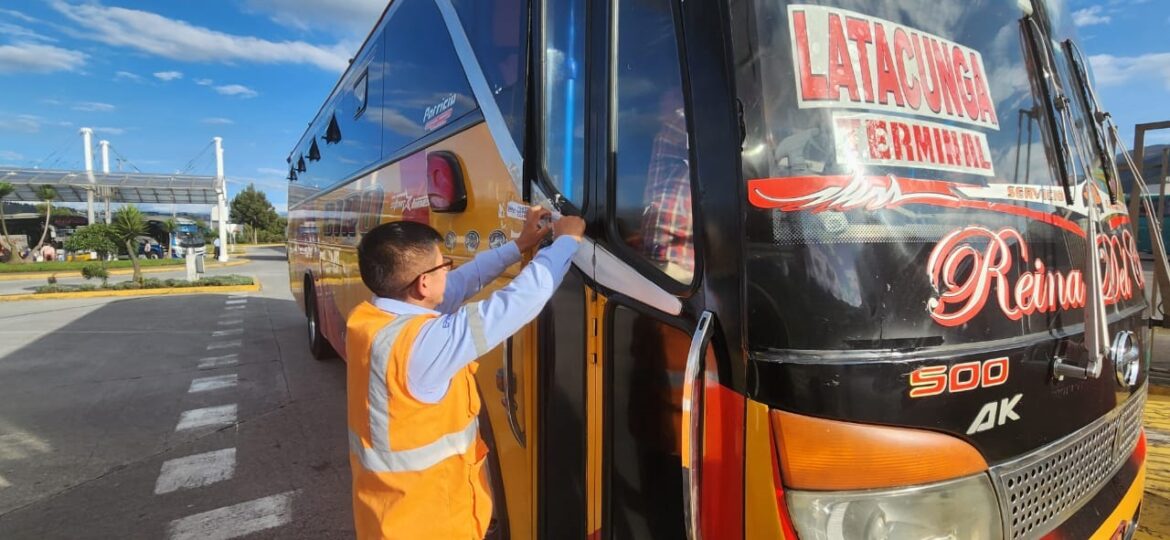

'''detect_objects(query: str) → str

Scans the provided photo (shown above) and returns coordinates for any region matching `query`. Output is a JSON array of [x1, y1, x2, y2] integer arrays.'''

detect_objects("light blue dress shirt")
[[372, 236, 580, 403]]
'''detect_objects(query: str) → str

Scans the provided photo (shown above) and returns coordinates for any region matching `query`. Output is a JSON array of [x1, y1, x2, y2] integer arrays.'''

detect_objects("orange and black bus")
[[287, 0, 1157, 537]]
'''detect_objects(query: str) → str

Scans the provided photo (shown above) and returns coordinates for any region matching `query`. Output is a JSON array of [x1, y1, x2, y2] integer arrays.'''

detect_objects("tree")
[[111, 205, 148, 283], [162, 218, 178, 259], [64, 224, 118, 268], [230, 184, 280, 244], [30, 185, 58, 255], [0, 182, 16, 262]]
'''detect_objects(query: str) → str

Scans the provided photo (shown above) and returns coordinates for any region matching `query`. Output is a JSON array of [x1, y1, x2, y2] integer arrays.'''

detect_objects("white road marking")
[[0, 430, 52, 461], [167, 491, 295, 540], [175, 404, 237, 431], [225, 299, 247, 305], [212, 328, 244, 337], [224, 306, 246, 311], [189, 374, 238, 393], [206, 340, 242, 350], [0, 474, 11, 489], [218, 319, 243, 326], [228, 294, 249, 299], [197, 354, 239, 370], [154, 448, 236, 495]]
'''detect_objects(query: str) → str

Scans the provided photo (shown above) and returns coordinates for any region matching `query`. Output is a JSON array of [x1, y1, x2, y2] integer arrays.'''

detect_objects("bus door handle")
[[499, 337, 526, 447], [681, 311, 714, 540]]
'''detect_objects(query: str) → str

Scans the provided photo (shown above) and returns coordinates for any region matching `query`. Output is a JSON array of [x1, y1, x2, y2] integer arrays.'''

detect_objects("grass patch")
[[0, 258, 185, 273], [35, 274, 254, 294]]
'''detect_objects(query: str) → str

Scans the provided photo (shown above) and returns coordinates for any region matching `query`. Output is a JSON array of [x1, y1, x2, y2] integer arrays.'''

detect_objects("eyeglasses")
[[400, 257, 454, 292]]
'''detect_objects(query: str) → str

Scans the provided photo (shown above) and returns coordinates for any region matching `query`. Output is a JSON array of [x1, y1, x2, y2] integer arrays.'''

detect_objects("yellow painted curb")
[[0, 279, 261, 302], [0, 258, 251, 281]]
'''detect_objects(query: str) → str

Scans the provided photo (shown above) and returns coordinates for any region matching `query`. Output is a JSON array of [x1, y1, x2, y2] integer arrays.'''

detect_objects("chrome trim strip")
[[681, 312, 714, 540], [434, 0, 524, 192]]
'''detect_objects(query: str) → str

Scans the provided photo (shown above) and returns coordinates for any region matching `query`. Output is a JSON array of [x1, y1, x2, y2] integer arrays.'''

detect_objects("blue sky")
[[0, 0, 388, 214], [0, 0, 1168, 216]]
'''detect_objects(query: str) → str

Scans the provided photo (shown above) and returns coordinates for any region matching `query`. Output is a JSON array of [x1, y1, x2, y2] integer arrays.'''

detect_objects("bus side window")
[[380, 0, 477, 157], [611, 0, 695, 285], [540, 0, 586, 206], [451, 0, 527, 149]]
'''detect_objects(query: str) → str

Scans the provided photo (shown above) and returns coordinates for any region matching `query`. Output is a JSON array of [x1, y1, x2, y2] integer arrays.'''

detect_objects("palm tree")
[[0, 182, 16, 263], [30, 185, 58, 256], [111, 205, 148, 283], [162, 217, 178, 259]]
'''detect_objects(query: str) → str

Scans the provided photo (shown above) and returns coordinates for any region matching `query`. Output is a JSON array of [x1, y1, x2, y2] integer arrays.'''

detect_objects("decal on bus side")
[[786, 4, 999, 130], [909, 357, 1009, 398], [320, 185, 386, 240]]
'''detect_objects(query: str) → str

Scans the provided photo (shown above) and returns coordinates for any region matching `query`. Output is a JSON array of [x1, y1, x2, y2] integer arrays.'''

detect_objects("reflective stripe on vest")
[[367, 315, 415, 454], [348, 417, 479, 473]]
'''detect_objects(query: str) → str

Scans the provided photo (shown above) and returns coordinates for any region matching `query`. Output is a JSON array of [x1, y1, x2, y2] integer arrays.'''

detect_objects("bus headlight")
[[786, 474, 1002, 540]]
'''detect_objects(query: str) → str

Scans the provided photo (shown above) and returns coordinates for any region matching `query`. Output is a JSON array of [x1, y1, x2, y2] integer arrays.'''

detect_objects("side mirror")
[[427, 151, 468, 213]]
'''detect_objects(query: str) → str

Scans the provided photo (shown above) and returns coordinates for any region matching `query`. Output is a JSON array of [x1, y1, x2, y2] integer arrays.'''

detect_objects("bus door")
[[533, 0, 719, 537]]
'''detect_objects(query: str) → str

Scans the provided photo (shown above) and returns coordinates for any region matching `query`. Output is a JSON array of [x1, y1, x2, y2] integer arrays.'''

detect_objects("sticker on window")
[[832, 112, 994, 177], [787, 4, 999, 130], [424, 93, 457, 132]]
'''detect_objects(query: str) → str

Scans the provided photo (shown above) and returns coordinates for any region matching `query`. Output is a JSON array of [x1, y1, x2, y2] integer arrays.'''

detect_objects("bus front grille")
[[988, 388, 1145, 539]]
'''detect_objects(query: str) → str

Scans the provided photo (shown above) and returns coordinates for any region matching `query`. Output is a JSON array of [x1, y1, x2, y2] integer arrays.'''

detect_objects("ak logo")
[[966, 393, 1022, 435]]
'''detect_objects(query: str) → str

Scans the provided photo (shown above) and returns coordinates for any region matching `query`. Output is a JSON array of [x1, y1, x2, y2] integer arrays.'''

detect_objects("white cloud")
[[194, 78, 214, 86], [1089, 52, 1170, 90], [1073, 6, 1111, 26], [0, 9, 39, 24], [50, 1, 352, 72], [242, 0, 385, 35], [202, 117, 235, 125], [153, 70, 183, 81], [0, 151, 25, 163], [92, 127, 126, 135], [0, 43, 86, 74], [115, 70, 142, 82], [0, 22, 56, 42], [0, 115, 40, 132], [256, 167, 286, 176], [73, 102, 116, 112], [215, 84, 258, 98]]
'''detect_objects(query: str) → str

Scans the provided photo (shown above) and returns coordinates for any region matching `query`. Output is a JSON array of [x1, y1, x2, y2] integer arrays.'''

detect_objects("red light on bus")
[[427, 151, 467, 213]]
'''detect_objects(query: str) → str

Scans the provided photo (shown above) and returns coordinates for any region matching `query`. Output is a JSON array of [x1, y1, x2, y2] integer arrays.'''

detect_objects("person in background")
[[347, 207, 585, 539], [41, 243, 56, 262]]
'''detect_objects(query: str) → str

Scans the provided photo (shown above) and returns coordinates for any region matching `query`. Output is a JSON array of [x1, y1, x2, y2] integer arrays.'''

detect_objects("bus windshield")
[[731, 0, 1146, 352]]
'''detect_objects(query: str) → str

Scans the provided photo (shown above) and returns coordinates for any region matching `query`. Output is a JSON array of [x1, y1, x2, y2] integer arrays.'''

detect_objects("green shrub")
[[81, 263, 109, 283]]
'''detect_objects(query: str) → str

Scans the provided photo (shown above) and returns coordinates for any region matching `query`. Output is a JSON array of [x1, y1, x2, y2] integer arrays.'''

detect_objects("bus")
[[3, 213, 87, 248], [144, 217, 205, 258], [287, 0, 1158, 538]]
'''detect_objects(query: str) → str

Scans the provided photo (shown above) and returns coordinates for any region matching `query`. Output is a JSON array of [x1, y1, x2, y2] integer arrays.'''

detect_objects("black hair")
[[357, 221, 443, 299]]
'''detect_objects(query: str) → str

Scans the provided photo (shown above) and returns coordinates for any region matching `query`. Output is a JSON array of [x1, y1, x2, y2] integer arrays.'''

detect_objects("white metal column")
[[99, 140, 111, 224], [81, 128, 95, 224], [215, 137, 228, 262]]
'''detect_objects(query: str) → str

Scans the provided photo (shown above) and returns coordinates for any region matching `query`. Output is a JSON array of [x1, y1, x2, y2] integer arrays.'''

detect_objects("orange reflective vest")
[[346, 301, 492, 539]]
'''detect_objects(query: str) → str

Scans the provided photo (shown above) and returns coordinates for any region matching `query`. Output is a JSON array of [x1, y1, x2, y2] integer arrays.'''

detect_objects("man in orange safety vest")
[[348, 207, 584, 539]]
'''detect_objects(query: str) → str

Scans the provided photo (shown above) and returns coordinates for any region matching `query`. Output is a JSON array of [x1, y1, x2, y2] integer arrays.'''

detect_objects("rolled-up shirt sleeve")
[[407, 236, 580, 403]]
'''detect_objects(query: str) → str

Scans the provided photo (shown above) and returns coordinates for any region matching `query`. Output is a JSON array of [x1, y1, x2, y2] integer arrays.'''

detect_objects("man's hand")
[[515, 205, 552, 252], [553, 216, 586, 241]]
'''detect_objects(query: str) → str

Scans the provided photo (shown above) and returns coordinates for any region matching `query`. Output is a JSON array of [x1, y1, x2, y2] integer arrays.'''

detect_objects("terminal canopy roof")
[[0, 167, 219, 205]]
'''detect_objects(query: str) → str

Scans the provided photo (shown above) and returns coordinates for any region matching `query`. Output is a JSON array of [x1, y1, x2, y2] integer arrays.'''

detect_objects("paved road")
[[0, 247, 353, 539]]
